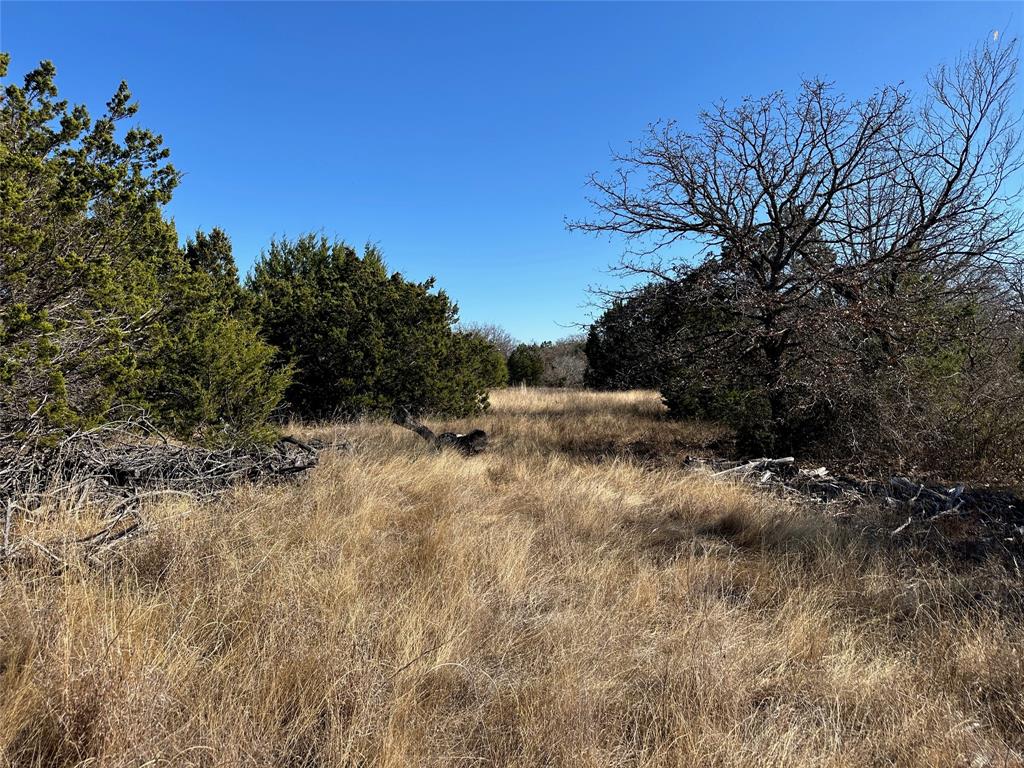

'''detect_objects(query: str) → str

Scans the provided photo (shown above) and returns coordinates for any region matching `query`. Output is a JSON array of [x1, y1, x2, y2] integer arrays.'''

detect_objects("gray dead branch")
[[685, 455, 1024, 565], [394, 409, 488, 456], [0, 411, 349, 566]]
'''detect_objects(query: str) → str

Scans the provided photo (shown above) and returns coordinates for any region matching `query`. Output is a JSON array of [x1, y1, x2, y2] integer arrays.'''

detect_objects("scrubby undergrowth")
[[1, 389, 1021, 766]]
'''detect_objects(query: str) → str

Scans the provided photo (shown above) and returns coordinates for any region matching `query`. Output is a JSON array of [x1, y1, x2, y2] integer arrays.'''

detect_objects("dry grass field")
[[1, 388, 1022, 767]]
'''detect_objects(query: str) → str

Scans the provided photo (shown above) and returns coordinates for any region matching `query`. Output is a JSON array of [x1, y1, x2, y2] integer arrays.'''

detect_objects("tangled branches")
[[1, 409, 346, 565], [686, 455, 1024, 568]]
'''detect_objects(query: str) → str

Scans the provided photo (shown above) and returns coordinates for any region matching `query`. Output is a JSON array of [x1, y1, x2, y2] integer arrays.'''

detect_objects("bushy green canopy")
[[583, 283, 695, 392], [1, 55, 292, 445], [507, 345, 544, 386], [247, 235, 497, 418], [1, 54, 180, 438], [146, 229, 291, 444]]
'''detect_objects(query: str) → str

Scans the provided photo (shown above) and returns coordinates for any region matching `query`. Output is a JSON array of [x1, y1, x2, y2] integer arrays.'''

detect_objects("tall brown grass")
[[1, 388, 1021, 766]]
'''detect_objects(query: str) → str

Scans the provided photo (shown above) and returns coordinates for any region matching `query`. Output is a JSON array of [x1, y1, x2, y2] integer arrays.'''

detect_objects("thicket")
[[578, 40, 1024, 483], [507, 344, 544, 386], [1, 55, 503, 448], [535, 337, 586, 387], [584, 282, 695, 391], [246, 235, 499, 418], [454, 331, 509, 392], [504, 338, 586, 388], [148, 229, 290, 443]]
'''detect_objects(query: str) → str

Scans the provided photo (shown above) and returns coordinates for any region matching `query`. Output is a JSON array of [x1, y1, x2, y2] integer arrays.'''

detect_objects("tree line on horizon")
[[461, 324, 586, 389]]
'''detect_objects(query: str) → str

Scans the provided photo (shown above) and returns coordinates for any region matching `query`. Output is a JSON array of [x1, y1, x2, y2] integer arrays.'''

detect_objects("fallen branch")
[[712, 457, 795, 477], [0, 411, 350, 564], [687, 454, 1024, 564], [394, 408, 488, 456]]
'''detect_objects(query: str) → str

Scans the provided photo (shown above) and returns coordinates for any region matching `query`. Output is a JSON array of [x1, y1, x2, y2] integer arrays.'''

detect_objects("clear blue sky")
[[2, 2, 1019, 341]]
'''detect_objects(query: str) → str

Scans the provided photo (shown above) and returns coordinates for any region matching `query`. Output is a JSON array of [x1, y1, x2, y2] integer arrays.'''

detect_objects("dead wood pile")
[[1, 412, 348, 563], [686, 456, 1024, 567], [394, 409, 488, 455]]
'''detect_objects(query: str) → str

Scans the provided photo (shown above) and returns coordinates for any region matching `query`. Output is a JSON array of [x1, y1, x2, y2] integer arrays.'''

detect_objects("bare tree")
[[571, 39, 1024, 463], [459, 322, 519, 359], [537, 336, 587, 388]]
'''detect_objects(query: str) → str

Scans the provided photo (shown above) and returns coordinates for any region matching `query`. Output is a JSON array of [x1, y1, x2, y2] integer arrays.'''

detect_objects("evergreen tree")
[[507, 345, 544, 386], [456, 329, 509, 388], [247, 235, 492, 417], [453, 331, 508, 390], [584, 283, 689, 391], [1, 57, 288, 444], [1, 55, 179, 439], [147, 229, 290, 443]]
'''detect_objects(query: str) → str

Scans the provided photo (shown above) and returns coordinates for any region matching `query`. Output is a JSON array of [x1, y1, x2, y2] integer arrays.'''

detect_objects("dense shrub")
[[507, 344, 544, 386], [1, 55, 180, 439], [0, 57, 281, 445], [655, 284, 1024, 477], [247, 235, 493, 418], [824, 293, 1024, 481], [146, 230, 291, 443], [587, 269, 1024, 477], [455, 329, 509, 388], [584, 282, 694, 391]]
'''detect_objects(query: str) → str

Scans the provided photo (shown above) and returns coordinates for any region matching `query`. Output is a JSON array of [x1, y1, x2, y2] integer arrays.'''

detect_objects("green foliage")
[[507, 344, 544, 386], [1, 54, 179, 437], [161, 317, 290, 445], [455, 330, 509, 389], [662, 376, 821, 456], [584, 283, 692, 391], [146, 230, 290, 444], [585, 279, 770, 439], [247, 235, 491, 418], [430, 332, 507, 413], [0, 56, 289, 445]]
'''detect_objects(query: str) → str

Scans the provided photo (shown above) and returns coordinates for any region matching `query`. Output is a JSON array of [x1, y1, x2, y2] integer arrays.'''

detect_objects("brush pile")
[[1, 411, 347, 562], [686, 456, 1024, 566], [2, 415, 340, 504]]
